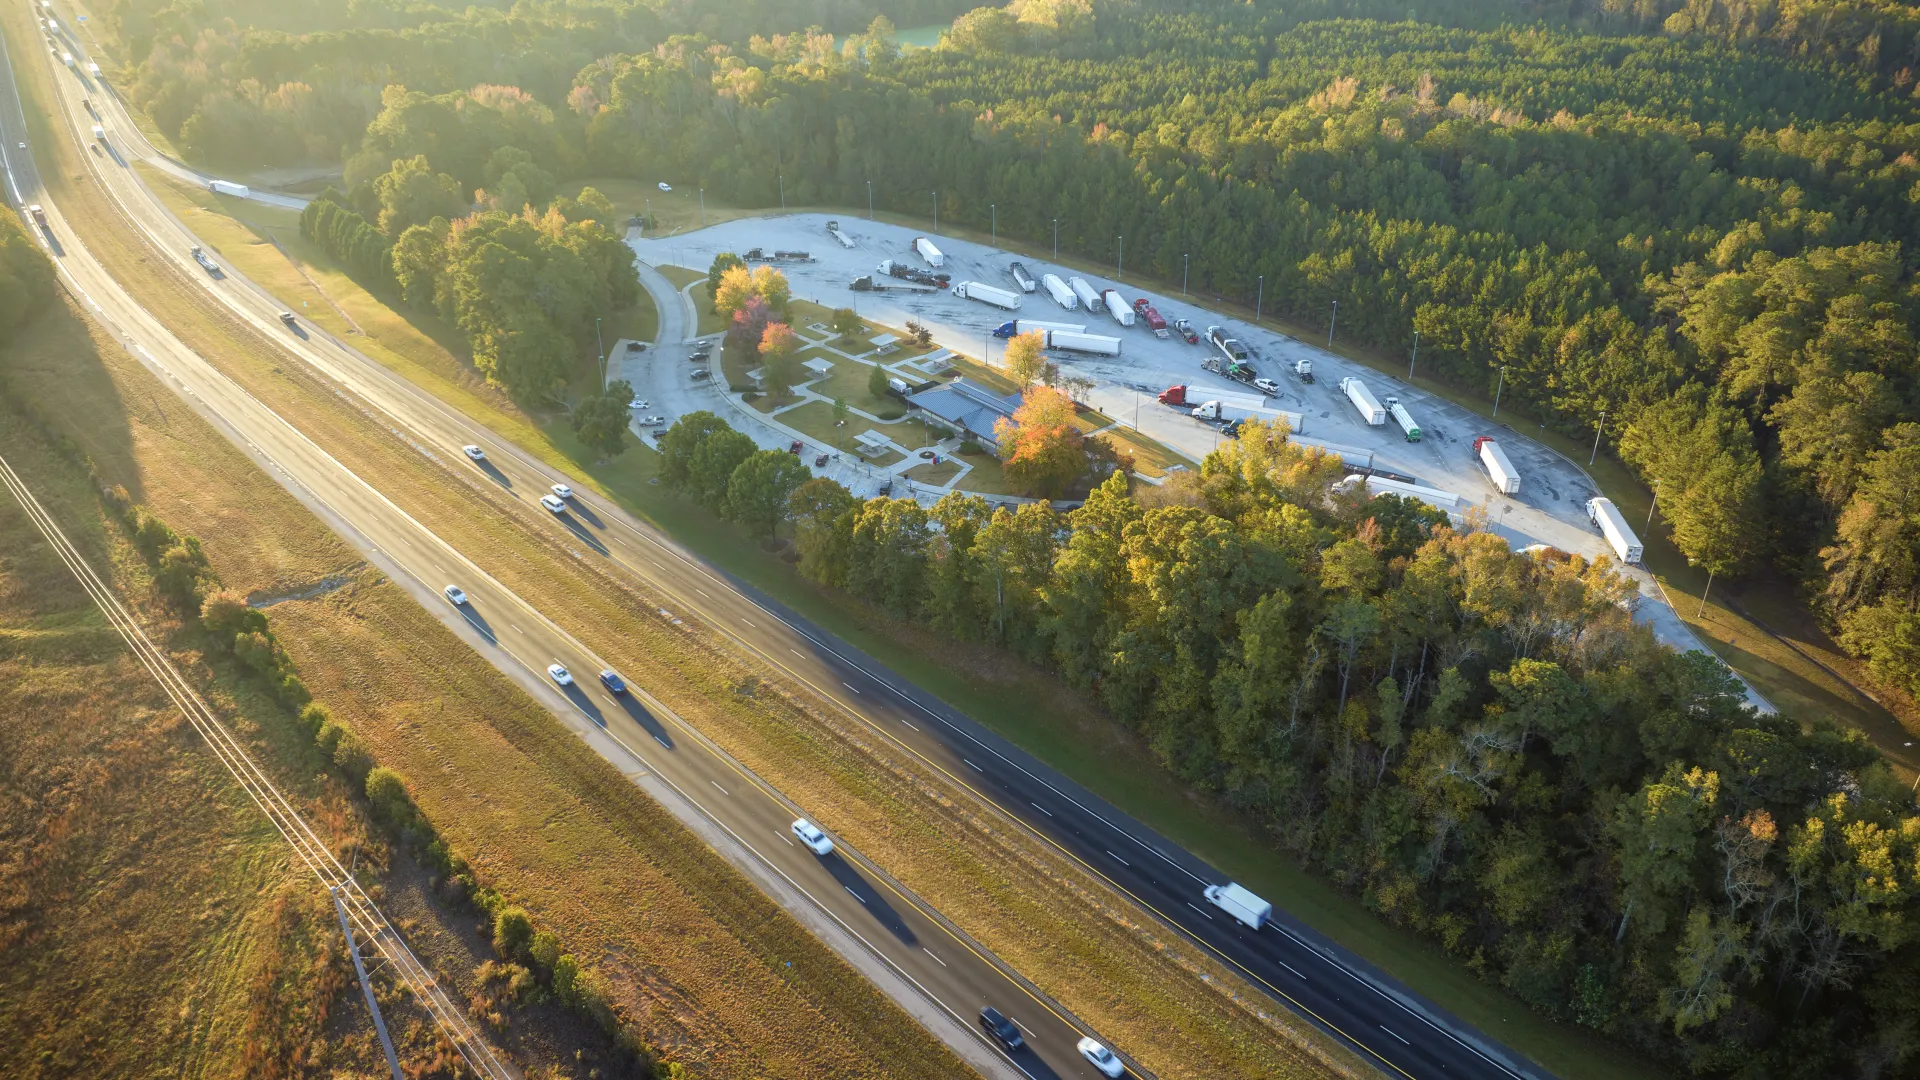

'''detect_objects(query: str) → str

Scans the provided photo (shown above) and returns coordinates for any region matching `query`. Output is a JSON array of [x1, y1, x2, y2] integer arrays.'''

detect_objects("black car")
[[978, 1007, 1023, 1051]]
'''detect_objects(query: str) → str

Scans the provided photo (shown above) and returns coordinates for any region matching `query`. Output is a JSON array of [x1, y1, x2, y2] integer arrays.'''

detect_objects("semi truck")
[[1042, 273, 1077, 309], [190, 245, 219, 274], [1341, 377, 1387, 425], [1206, 325, 1251, 364], [1345, 473, 1460, 510], [744, 247, 815, 263], [1203, 883, 1272, 930], [1386, 397, 1422, 441], [1474, 436, 1522, 495], [1293, 358, 1315, 383], [1100, 289, 1136, 327], [27, 204, 48, 230], [994, 319, 1088, 338], [208, 179, 250, 198], [1159, 384, 1267, 411], [1132, 297, 1168, 336], [1034, 330, 1122, 356], [1201, 354, 1257, 384], [825, 220, 856, 248], [1068, 276, 1101, 311], [1008, 262, 1037, 293], [875, 259, 949, 287], [1588, 497, 1644, 564], [850, 274, 936, 293], [1192, 400, 1304, 430], [952, 281, 1022, 310], [912, 236, 945, 267]]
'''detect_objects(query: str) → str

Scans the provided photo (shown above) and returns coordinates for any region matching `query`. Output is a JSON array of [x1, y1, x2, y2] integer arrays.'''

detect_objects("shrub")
[[492, 906, 534, 960], [551, 953, 583, 1006], [200, 589, 266, 642], [330, 725, 374, 783], [364, 766, 414, 826], [529, 930, 561, 972], [295, 701, 330, 738]]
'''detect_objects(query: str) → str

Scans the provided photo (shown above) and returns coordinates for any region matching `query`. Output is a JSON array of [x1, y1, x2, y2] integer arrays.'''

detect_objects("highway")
[[8, 10, 1552, 1080], [0, 19, 1103, 1080]]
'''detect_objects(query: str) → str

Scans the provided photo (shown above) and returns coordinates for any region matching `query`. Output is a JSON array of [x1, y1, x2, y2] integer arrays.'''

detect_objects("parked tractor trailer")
[[1341, 377, 1387, 425], [1017, 329, 1123, 356], [1475, 436, 1522, 495], [952, 281, 1023, 310], [912, 236, 945, 267], [994, 319, 1088, 337], [1386, 397, 1422, 441], [1069, 277, 1102, 311], [1100, 290, 1136, 327], [1588, 497, 1644, 564], [1042, 273, 1078, 309], [1008, 262, 1037, 293]]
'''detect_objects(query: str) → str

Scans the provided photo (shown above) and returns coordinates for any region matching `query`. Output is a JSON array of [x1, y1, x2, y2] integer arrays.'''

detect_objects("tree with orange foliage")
[[760, 321, 801, 400], [996, 385, 1091, 498]]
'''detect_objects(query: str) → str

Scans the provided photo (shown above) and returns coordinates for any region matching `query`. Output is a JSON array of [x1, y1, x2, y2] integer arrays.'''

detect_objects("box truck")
[[91, 123, 105, 141], [912, 236, 944, 267], [1341, 378, 1387, 425], [1474, 436, 1522, 495], [1042, 273, 1077, 309], [88, 61, 102, 78], [1008, 262, 1037, 293], [1588, 497, 1644, 564], [1068, 276, 1101, 311], [1385, 397, 1422, 441], [1100, 289, 1136, 327], [208, 179, 250, 198], [994, 319, 1087, 338], [1203, 883, 1272, 930], [952, 281, 1022, 310]]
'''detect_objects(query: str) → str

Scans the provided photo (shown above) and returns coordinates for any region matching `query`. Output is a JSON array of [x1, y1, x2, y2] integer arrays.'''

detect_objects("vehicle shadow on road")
[[455, 606, 498, 644], [817, 854, 918, 946], [568, 499, 606, 530], [610, 693, 675, 749], [556, 512, 609, 554], [557, 682, 606, 726], [475, 460, 512, 489]]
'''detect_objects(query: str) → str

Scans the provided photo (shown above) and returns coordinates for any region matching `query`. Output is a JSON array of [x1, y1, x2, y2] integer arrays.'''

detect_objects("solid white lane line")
[[922, 948, 947, 967], [1187, 903, 1213, 920], [1030, 802, 1052, 818], [964, 759, 983, 772], [1106, 850, 1130, 867], [842, 682, 861, 694]]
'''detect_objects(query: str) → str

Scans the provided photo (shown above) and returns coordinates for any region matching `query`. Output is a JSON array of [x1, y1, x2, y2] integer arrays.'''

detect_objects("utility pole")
[[778, 170, 785, 210], [1409, 330, 1419, 379], [1590, 407, 1607, 466], [1255, 275, 1264, 323], [1697, 568, 1715, 619], [1647, 478, 1660, 530], [1182, 253, 1189, 297], [1492, 365, 1507, 417], [698, 187, 705, 227], [931, 190, 938, 233], [1327, 299, 1337, 347], [333, 887, 404, 1080], [866, 179, 873, 220]]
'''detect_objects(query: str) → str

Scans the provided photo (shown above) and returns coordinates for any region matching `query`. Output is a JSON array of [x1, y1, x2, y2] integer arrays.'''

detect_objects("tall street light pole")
[[778, 170, 785, 210], [1590, 407, 1607, 466], [1116, 236, 1123, 279], [932, 190, 938, 233], [1409, 330, 1419, 379], [1327, 299, 1337, 346], [1647, 478, 1661, 530], [1255, 275, 1264, 323], [595, 316, 605, 388], [1052, 219, 1059, 260], [866, 179, 873, 220], [991, 204, 996, 246], [698, 187, 705, 227], [1182, 253, 1189, 297], [1492, 365, 1508, 417]]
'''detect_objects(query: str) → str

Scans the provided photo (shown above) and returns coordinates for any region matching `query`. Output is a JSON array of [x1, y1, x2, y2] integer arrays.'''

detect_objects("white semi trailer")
[[1042, 274, 1077, 309], [208, 179, 250, 198], [1100, 289, 1136, 327], [913, 236, 945, 267], [951, 281, 1022, 310], [1341, 377, 1387, 425], [1347, 473, 1460, 510], [1475, 437, 1522, 495], [1588, 497, 1645, 564], [1041, 330, 1122, 356], [1068, 276, 1101, 311]]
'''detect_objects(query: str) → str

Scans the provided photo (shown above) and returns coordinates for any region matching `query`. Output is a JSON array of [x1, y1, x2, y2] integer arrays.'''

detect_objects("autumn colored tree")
[[996, 385, 1090, 498], [1003, 330, 1046, 386], [759, 321, 801, 401]]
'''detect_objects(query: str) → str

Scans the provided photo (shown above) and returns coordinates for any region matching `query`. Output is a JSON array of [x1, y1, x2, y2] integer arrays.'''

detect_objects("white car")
[[462, 444, 486, 461], [443, 584, 468, 606], [547, 663, 573, 686], [540, 493, 566, 514], [551, 483, 573, 499], [629, 398, 650, 410], [657, 181, 672, 192], [790, 818, 834, 855], [1253, 377, 1279, 395], [1077, 1038, 1125, 1078]]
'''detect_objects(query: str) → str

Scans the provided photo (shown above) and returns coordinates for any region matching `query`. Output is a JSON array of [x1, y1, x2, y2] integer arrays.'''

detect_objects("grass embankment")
[[117, 167, 1648, 1074], [34, 87, 1384, 1080], [652, 262, 728, 336], [4, 33, 968, 1080], [0, 412, 370, 1079]]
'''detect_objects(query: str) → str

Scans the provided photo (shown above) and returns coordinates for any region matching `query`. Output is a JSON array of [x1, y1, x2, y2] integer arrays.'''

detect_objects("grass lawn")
[[775, 399, 937, 453], [944, 354, 1024, 395], [905, 459, 962, 486], [1098, 424, 1193, 479], [952, 449, 1018, 495], [804, 355, 909, 418]]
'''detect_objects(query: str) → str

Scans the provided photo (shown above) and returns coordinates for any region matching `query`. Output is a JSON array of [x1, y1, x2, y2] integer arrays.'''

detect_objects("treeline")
[[661, 407, 1920, 1076]]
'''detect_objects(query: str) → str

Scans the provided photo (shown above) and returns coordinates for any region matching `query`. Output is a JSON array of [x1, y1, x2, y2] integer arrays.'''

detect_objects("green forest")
[[93, 0, 1920, 1071]]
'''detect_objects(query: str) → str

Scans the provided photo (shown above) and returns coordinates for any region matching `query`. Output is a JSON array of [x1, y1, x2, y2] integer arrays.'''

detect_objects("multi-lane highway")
[[5, 9, 1552, 1079]]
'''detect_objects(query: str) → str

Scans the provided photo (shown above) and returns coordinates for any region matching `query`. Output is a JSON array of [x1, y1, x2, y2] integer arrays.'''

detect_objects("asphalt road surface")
[[8, 10, 1552, 1079]]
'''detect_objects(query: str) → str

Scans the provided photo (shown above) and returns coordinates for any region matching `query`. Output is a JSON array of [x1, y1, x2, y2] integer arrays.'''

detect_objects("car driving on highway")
[[539, 493, 567, 514], [462, 444, 486, 462], [547, 663, 573, 686], [550, 483, 573, 499], [1077, 1037, 1124, 1077], [598, 669, 627, 694], [443, 585, 468, 606], [790, 818, 834, 855], [978, 1007, 1023, 1051]]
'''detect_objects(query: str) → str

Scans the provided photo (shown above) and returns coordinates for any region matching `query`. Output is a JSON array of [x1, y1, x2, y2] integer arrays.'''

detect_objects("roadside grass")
[[803, 355, 907, 417], [1098, 424, 1186, 479], [82, 94, 1657, 1074], [654, 263, 705, 290]]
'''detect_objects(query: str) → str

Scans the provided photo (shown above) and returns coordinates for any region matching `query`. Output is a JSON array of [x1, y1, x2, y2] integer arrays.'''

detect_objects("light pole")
[[595, 316, 605, 388], [1409, 330, 1419, 379], [866, 179, 873, 220], [1116, 235, 1123, 279], [1696, 563, 1715, 619], [643, 197, 650, 236], [1327, 299, 1338, 347], [991, 203, 996, 246], [1052, 219, 1059, 260], [778, 170, 785, 210], [931, 190, 938, 232], [698, 187, 705, 227], [1182, 253, 1189, 297], [1256, 275, 1264, 323], [1589, 407, 1607, 466], [1647, 478, 1660, 530], [1492, 365, 1508, 416]]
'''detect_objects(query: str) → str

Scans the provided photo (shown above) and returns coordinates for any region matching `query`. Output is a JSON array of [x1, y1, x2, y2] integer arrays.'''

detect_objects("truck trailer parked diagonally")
[[951, 281, 1023, 310], [1588, 497, 1645, 564], [1100, 289, 1136, 327], [1132, 297, 1168, 336], [1475, 436, 1522, 495], [1159, 384, 1266, 412], [994, 319, 1088, 338], [825, 220, 857, 248], [1386, 397, 1422, 441], [1042, 273, 1078, 309], [1341, 377, 1387, 425], [1068, 276, 1102, 312], [912, 236, 945, 267], [1009, 262, 1037, 293]]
